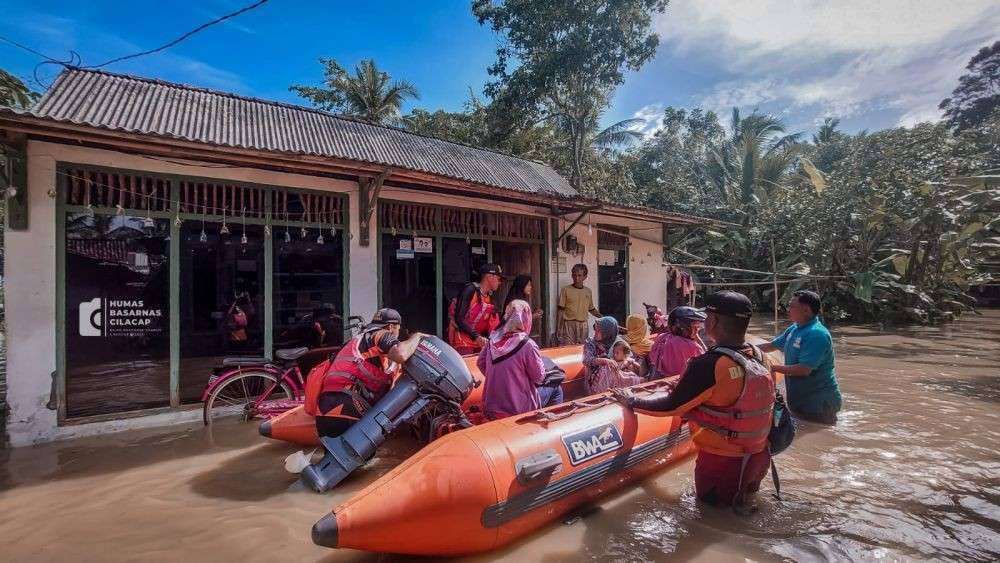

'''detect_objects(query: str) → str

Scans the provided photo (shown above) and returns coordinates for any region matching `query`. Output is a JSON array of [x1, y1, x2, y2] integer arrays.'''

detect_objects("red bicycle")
[[201, 315, 364, 425]]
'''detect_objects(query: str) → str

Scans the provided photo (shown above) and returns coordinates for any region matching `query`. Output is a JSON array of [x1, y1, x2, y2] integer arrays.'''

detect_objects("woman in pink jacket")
[[478, 299, 546, 420], [649, 306, 707, 378]]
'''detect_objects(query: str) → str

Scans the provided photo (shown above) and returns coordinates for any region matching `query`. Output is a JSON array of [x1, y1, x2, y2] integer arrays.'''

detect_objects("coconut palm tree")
[[291, 58, 419, 124], [707, 108, 801, 218]]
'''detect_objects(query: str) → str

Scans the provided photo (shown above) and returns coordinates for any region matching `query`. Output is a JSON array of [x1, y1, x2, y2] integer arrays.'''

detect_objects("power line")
[[0, 34, 62, 63], [84, 0, 271, 69]]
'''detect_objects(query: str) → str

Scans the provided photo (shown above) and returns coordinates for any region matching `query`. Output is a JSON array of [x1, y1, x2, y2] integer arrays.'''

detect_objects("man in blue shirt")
[[760, 290, 842, 424]]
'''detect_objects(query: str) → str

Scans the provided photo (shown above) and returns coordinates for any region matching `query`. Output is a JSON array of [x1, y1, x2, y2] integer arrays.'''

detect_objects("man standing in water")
[[761, 290, 842, 424], [613, 291, 775, 511]]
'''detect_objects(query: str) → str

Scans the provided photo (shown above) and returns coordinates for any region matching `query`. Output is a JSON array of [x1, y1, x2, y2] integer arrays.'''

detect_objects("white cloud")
[[630, 103, 666, 136], [655, 0, 1000, 128]]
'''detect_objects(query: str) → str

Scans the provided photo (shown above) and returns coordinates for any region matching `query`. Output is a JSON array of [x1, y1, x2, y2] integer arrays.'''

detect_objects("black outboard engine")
[[300, 335, 476, 493]]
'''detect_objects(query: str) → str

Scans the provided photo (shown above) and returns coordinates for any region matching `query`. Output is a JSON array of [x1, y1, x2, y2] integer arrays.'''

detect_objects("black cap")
[[668, 306, 707, 323], [703, 290, 753, 319], [366, 308, 401, 330], [478, 263, 507, 279]]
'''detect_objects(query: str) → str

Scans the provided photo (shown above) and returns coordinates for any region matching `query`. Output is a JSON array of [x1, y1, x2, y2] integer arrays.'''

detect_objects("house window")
[[64, 212, 171, 417], [58, 165, 348, 419]]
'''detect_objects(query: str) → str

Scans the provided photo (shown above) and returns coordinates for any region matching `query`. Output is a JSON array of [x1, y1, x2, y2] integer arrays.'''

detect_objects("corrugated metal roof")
[[10, 68, 576, 197]]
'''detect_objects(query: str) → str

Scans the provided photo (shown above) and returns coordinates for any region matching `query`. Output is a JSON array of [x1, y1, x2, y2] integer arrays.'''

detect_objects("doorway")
[[441, 237, 489, 334], [597, 227, 629, 324], [492, 241, 544, 341], [380, 233, 437, 336]]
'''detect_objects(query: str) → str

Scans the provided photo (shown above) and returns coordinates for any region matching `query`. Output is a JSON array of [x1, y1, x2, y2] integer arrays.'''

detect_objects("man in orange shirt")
[[614, 291, 775, 510]]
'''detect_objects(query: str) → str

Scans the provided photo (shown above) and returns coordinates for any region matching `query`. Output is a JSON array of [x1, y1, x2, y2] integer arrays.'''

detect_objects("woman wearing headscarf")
[[503, 274, 544, 334], [478, 299, 547, 420], [583, 316, 620, 392], [624, 313, 654, 377]]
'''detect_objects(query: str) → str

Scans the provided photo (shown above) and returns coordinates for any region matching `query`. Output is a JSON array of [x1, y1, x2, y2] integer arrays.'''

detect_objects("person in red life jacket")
[[304, 308, 424, 439], [448, 263, 505, 355], [613, 291, 776, 512]]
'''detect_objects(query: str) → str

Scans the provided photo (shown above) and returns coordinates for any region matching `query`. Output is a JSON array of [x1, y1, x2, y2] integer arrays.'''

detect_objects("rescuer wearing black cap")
[[304, 308, 424, 439], [613, 290, 776, 512], [448, 263, 506, 355]]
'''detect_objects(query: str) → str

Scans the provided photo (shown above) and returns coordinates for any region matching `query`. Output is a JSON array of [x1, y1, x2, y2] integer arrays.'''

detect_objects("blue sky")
[[2, 1, 998, 137]]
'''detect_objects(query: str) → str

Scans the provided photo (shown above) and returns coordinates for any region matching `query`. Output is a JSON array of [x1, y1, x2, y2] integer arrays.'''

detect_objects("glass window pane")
[[273, 226, 345, 349], [64, 213, 171, 417], [179, 222, 265, 403]]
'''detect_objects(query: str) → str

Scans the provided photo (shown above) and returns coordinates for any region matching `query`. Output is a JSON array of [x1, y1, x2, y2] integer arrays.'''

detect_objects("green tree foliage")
[[472, 0, 668, 193], [0, 68, 38, 108], [659, 112, 1000, 323], [291, 58, 419, 124], [940, 40, 1000, 132]]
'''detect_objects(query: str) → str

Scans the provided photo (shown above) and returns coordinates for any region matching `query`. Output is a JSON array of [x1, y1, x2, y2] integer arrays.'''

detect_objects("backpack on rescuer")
[[712, 345, 796, 500]]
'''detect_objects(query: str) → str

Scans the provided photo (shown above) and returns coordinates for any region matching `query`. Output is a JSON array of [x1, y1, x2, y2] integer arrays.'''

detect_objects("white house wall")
[[547, 212, 668, 338]]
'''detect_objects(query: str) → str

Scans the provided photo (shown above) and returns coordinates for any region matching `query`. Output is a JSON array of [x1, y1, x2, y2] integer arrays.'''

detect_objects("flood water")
[[2, 311, 998, 562]]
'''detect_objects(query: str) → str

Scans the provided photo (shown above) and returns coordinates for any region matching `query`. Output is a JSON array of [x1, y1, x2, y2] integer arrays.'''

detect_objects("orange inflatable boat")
[[311, 377, 693, 555], [259, 345, 588, 447]]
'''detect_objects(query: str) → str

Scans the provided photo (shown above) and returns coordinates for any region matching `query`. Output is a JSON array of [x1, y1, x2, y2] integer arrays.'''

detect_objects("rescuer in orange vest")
[[448, 263, 505, 355], [613, 291, 776, 511], [304, 308, 424, 439]]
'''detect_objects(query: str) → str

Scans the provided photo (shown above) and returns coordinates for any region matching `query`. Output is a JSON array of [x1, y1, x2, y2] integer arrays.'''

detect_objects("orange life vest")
[[686, 346, 775, 455], [447, 284, 499, 354], [304, 334, 399, 416]]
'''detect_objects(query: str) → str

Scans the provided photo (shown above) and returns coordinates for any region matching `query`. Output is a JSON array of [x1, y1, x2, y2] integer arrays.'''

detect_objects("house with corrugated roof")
[[0, 68, 710, 445]]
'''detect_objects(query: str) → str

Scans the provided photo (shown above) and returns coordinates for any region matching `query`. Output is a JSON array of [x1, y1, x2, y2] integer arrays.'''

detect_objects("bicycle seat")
[[275, 347, 309, 362], [222, 356, 269, 367]]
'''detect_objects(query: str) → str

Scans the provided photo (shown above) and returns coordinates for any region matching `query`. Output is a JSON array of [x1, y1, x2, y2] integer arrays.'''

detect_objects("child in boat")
[[588, 338, 645, 394]]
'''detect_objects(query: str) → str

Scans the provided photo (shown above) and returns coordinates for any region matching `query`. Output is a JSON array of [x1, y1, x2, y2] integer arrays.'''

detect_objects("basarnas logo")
[[79, 297, 103, 337], [561, 423, 624, 466]]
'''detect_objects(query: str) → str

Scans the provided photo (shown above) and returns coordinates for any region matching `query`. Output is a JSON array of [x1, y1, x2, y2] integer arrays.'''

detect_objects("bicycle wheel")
[[202, 370, 294, 425]]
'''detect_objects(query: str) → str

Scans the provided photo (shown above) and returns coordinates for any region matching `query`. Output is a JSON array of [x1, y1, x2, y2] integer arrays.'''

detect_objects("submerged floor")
[[1, 311, 999, 562]]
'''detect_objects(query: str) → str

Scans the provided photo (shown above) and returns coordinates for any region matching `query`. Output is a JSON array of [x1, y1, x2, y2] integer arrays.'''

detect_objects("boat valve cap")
[[312, 512, 339, 548], [258, 420, 271, 438]]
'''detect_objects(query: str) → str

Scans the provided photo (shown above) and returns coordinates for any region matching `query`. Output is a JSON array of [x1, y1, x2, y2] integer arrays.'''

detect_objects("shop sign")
[[79, 297, 165, 338], [471, 246, 486, 255], [551, 256, 567, 273], [397, 238, 415, 259], [414, 236, 433, 253]]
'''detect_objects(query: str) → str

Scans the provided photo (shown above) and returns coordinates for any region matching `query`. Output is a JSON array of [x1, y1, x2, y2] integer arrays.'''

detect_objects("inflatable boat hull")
[[312, 377, 694, 555]]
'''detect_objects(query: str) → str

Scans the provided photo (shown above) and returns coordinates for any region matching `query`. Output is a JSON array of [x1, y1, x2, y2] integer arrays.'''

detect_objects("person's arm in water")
[[386, 332, 425, 364], [454, 284, 480, 340], [613, 355, 717, 417]]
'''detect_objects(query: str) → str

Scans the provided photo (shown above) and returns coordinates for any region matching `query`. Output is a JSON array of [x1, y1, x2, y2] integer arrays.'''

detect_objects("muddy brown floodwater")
[[2, 311, 999, 562]]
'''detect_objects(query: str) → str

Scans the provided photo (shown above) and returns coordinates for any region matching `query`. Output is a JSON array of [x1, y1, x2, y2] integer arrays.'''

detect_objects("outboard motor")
[[300, 335, 476, 493]]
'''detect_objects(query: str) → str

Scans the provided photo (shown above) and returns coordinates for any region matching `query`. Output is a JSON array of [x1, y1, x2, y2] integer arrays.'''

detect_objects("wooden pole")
[[771, 239, 779, 334]]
